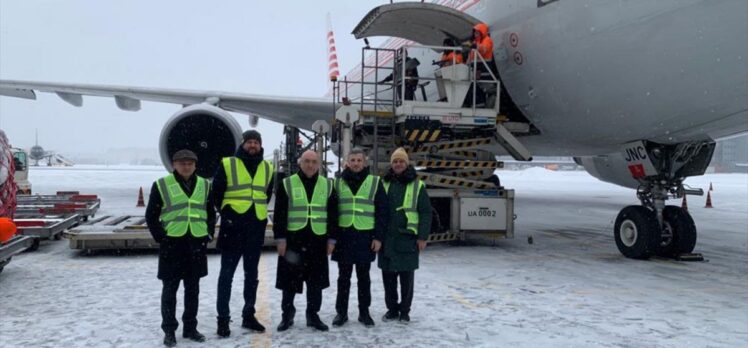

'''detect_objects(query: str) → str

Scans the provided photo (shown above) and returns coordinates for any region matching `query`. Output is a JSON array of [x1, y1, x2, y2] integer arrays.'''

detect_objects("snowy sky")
[[0, 0, 383, 156]]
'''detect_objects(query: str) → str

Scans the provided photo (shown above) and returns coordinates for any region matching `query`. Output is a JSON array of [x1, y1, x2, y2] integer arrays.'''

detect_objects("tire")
[[662, 206, 697, 256], [486, 174, 501, 188], [26, 238, 40, 252], [614, 206, 660, 259]]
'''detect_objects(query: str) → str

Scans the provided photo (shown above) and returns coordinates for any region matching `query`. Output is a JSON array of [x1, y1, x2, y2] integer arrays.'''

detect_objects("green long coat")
[[378, 168, 432, 272]]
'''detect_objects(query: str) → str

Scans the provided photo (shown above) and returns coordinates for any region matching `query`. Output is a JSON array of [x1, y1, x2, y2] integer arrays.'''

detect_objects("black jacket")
[[331, 167, 389, 264], [146, 171, 216, 280], [212, 146, 275, 251], [273, 170, 338, 292]]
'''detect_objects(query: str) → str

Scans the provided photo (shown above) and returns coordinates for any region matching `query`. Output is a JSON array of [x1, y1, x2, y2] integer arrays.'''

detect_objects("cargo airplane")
[[1, 0, 746, 260]]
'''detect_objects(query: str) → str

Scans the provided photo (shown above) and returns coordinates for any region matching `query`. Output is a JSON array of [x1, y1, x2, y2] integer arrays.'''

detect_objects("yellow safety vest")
[[157, 174, 209, 238], [383, 179, 424, 234], [336, 175, 379, 230], [284, 174, 332, 235], [221, 157, 273, 219]]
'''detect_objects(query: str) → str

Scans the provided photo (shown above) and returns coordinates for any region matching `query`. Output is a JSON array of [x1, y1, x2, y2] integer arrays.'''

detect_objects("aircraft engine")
[[575, 154, 641, 189], [159, 104, 243, 178]]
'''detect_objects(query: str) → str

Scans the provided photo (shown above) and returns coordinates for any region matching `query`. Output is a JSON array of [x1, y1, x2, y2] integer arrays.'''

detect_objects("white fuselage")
[[342, 0, 748, 156]]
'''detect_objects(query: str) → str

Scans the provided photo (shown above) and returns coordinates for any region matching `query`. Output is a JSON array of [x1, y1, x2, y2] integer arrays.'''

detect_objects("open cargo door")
[[352, 2, 481, 48]]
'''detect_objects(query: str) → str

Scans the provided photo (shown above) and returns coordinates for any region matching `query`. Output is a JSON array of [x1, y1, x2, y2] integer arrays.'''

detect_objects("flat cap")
[[172, 149, 198, 162]]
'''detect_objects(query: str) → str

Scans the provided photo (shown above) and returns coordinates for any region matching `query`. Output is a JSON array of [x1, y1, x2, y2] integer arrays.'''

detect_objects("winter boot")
[[242, 316, 266, 333], [182, 329, 206, 342], [163, 331, 177, 347], [332, 313, 348, 327], [399, 312, 410, 323], [216, 317, 231, 338], [306, 312, 329, 331], [277, 308, 295, 332], [382, 310, 399, 322], [358, 310, 375, 327]]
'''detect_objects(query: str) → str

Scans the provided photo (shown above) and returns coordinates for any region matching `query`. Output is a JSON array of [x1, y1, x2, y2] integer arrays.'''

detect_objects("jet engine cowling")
[[159, 104, 243, 178]]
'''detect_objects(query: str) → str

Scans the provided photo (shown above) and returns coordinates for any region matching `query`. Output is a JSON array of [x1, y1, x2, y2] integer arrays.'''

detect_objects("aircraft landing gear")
[[613, 183, 697, 259], [613, 140, 713, 260]]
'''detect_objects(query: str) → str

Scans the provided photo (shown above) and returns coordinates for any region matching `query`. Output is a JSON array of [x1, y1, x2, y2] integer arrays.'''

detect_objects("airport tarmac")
[[0, 165, 746, 347]]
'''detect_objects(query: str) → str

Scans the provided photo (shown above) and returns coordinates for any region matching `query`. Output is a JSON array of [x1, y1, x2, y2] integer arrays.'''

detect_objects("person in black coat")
[[146, 150, 216, 347], [212, 130, 275, 337], [330, 148, 388, 327], [273, 150, 338, 332]]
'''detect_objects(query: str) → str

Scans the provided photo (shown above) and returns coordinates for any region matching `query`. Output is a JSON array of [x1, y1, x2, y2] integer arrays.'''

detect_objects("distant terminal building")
[[499, 156, 582, 171], [711, 134, 748, 173]]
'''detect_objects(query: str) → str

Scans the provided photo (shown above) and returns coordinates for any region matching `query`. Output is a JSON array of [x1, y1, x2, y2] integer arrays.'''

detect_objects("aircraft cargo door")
[[352, 3, 481, 47]]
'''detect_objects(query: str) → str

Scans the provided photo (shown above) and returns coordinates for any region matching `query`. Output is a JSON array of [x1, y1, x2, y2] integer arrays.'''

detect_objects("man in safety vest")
[[146, 149, 216, 347], [379, 147, 431, 323], [212, 130, 275, 337], [331, 148, 388, 328], [273, 150, 338, 332], [466, 22, 498, 108]]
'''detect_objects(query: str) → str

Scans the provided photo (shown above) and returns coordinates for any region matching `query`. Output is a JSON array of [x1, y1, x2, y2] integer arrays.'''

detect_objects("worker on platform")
[[146, 149, 216, 347], [437, 38, 464, 67], [331, 148, 389, 328], [273, 150, 338, 332], [379, 148, 431, 323], [466, 23, 498, 108], [213, 130, 275, 337], [380, 56, 421, 101]]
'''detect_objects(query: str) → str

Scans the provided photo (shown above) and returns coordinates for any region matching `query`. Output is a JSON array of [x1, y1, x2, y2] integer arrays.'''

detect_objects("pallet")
[[66, 215, 276, 251]]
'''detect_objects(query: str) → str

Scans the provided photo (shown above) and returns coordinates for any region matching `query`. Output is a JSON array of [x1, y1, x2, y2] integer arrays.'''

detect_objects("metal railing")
[[332, 43, 502, 170]]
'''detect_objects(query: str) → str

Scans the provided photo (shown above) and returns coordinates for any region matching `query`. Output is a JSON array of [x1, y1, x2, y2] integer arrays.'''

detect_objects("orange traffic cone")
[[681, 194, 688, 211], [704, 190, 713, 208], [709, 182, 713, 191], [136, 187, 145, 207]]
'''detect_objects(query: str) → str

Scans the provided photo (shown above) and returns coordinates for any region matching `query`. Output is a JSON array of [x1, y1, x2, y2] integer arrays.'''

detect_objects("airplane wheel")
[[614, 206, 659, 259], [662, 206, 697, 255]]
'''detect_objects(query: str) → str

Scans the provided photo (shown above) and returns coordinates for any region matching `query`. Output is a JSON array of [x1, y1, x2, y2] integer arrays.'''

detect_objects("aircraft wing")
[[0, 80, 334, 130]]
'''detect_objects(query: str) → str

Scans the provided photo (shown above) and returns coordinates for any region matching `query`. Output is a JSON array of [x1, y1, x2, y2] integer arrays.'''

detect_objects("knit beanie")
[[242, 130, 262, 144], [390, 147, 410, 164]]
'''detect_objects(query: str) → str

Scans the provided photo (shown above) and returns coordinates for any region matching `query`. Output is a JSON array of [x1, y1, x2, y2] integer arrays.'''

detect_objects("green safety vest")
[[221, 157, 274, 219], [383, 179, 424, 234], [336, 175, 379, 230], [284, 174, 332, 235], [157, 174, 209, 238]]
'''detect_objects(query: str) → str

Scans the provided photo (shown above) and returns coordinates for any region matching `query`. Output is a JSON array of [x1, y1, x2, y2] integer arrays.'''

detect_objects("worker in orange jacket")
[[466, 23, 498, 108], [437, 38, 463, 67]]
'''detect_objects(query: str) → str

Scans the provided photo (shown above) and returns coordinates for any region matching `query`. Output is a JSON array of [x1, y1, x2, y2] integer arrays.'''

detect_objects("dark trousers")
[[396, 85, 417, 101], [161, 277, 200, 334], [382, 270, 414, 314], [281, 284, 322, 317], [216, 244, 262, 319], [336, 262, 371, 315]]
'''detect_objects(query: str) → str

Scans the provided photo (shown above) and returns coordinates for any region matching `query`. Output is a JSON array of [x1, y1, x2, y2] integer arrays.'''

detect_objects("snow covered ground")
[[1, 166, 746, 347]]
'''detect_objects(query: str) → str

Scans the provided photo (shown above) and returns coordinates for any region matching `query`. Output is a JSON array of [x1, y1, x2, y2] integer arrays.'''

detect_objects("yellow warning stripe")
[[416, 172, 496, 189], [407, 137, 493, 154], [427, 233, 460, 242], [405, 129, 442, 143], [438, 170, 488, 178], [414, 160, 500, 168]]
